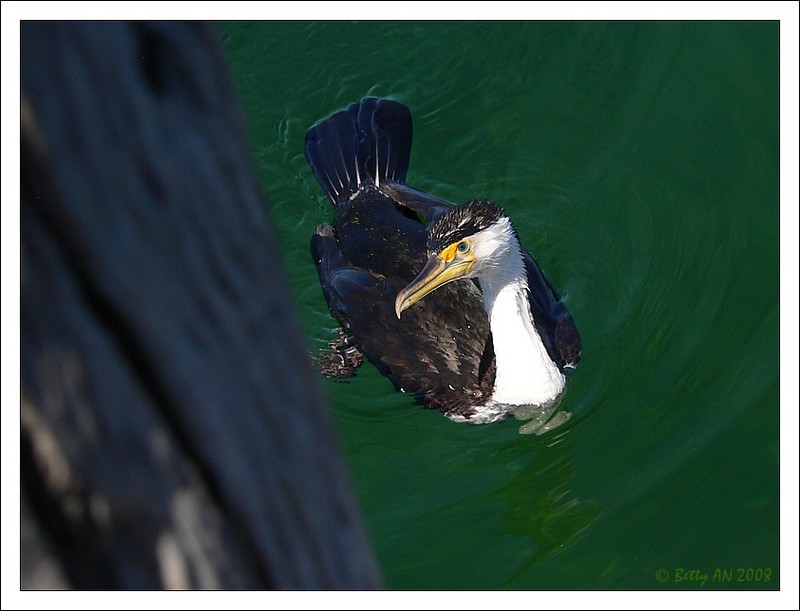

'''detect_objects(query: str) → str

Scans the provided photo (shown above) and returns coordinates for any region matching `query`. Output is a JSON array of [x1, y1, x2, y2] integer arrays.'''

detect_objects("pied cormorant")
[[305, 98, 581, 426]]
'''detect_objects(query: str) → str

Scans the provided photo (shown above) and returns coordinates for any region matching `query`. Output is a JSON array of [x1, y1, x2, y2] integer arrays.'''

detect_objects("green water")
[[219, 21, 779, 589]]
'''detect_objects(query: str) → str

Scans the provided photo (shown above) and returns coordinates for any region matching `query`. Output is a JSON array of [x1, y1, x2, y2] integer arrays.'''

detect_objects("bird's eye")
[[457, 241, 470, 254]]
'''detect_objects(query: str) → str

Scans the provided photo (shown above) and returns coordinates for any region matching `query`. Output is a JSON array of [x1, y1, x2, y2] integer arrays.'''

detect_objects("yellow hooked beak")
[[394, 242, 476, 318]]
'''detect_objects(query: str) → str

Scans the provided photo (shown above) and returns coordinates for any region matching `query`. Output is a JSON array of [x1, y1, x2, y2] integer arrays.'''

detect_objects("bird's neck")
[[478, 248, 565, 408]]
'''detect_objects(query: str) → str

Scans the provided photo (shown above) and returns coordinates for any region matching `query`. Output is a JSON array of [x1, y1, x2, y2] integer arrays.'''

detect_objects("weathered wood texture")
[[20, 21, 381, 589]]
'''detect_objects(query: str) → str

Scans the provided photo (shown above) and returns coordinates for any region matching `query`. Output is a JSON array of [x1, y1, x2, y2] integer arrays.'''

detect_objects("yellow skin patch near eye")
[[440, 241, 462, 263]]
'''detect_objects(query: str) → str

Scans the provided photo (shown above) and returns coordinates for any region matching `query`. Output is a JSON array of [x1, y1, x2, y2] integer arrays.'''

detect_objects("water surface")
[[220, 21, 779, 590]]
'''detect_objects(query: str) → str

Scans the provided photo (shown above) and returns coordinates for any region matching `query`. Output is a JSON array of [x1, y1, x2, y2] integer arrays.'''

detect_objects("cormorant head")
[[395, 199, 521, 318]]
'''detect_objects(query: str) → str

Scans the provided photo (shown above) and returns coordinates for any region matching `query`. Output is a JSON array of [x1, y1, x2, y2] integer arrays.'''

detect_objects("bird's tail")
[[304, 97, 412, 206]]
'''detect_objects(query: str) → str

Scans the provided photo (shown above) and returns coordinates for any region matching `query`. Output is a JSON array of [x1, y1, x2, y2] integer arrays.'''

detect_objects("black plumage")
[[426, 200, 506, 255], [305, 98, 580, 422]]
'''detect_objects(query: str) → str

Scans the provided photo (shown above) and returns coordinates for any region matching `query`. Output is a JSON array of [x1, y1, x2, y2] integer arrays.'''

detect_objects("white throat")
[[473, 222, 565, 409]]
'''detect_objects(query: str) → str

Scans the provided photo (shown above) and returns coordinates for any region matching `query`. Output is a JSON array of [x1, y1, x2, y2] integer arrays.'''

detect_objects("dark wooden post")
[[20, 21, 381, 589]]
